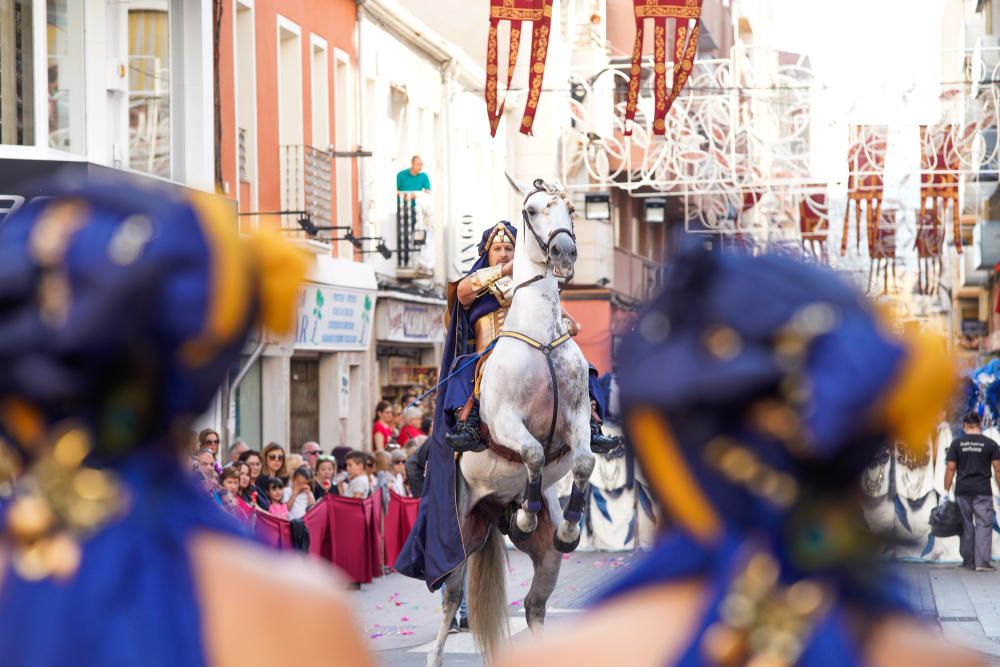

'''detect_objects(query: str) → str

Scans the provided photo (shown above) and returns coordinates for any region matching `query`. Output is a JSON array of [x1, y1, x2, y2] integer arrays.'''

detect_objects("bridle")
[[515, 179, 577, 293], [521, 179, 576, 258]]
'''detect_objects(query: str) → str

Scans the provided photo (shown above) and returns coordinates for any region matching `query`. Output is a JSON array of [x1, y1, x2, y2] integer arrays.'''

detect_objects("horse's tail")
[[468, 525, 509, 662]]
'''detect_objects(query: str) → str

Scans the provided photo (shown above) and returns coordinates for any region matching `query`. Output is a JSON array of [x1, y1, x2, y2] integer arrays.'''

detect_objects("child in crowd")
[[287, 466, 317, 520], [390, 449, 410, 496], [265, 478, 289, 519], [313, 456, 337, 499], [216, 467, 242, 518], [339, 451, 371, 499]]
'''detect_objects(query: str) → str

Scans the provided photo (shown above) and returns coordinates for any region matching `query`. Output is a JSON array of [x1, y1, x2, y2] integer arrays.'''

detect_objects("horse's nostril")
[[551, 246, 561, 256], [570, 248, 578, 260]]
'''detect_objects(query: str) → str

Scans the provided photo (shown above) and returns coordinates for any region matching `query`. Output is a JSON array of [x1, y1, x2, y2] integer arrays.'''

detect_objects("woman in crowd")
[[198, 428, 221, 458], [238, 449, 270, 511], [235, 461, 255, 505], [372, 401, 394, 451], [313, 456, 338, 499], [498, 248, 976, 667], [397, 406, 425, 447], [0, 179, 373, 666], [261, 442, 288, 486]]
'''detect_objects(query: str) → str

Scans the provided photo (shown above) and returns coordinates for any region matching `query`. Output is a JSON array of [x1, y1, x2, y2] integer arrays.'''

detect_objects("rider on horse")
[[442, 220, 618, 455]]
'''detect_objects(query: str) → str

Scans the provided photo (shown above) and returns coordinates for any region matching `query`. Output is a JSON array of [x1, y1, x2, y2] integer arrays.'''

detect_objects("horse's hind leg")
[[426, 564, 467, 667], [554, 447, 594, 553]]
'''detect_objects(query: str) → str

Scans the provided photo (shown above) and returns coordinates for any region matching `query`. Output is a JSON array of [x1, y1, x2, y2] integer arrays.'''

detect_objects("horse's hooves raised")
[[553, 531, 581, 553]]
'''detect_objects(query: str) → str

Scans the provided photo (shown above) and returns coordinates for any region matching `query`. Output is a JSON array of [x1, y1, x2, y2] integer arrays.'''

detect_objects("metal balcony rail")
[[396, 191, 427, 269], [281, 144, 333, 236]]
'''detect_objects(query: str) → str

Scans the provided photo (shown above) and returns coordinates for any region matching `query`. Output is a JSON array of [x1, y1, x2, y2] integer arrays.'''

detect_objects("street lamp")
[[344, 230, 364, 250], [645, 198, 666, 224], [584, 192, 610, 220]]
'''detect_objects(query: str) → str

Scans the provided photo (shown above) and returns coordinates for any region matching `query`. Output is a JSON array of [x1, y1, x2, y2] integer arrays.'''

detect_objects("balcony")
[[280, 145, 333, 238], [612, 247, 660, 303], [395, 191, 432, 279]]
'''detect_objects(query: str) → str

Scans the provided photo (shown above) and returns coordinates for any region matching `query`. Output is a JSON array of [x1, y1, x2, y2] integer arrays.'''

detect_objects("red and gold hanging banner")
[[624, 0, 704, 136], [842, 125, 887, 256], [920, 125, 962, 254], [486, 0, 553, 137]]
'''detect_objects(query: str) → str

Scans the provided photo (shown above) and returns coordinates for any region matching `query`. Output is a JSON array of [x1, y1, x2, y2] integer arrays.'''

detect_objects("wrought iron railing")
[[396, 191, 427, 270], [281, 145, 333, 236]]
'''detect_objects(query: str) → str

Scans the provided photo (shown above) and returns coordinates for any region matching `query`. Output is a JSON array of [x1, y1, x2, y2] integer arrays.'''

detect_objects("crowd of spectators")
[[187, 394, 429, 526]]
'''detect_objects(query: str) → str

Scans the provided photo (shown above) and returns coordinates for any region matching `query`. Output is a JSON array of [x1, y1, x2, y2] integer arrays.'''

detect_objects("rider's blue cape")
[[395, 223, 516, 590]]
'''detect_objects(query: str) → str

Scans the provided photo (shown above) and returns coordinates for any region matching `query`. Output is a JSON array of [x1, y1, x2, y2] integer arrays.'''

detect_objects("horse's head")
[[506, 174, 578, 280]]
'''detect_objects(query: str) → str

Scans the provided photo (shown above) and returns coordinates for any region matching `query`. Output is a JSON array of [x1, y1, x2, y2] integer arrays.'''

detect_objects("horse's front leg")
[[488, 410, 546, 535], [554, 442, 594, 553]]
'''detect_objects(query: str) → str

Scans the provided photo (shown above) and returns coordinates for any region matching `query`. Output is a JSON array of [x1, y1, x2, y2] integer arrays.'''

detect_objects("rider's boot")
[[446, 403, 487, 453], [589, 403, 620, 454]]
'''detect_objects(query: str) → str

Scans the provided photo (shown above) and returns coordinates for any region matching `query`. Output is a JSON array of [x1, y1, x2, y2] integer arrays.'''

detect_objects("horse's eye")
[[526, 207, 536, 216]]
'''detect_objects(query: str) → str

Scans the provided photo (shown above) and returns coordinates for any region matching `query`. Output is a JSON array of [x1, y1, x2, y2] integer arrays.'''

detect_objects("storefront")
[[235, 257, 378, 453], [374, 291, 445, 405]]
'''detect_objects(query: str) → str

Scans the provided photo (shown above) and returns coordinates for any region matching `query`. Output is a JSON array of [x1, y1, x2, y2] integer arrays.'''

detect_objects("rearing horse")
[[425, 177, 595, 666]]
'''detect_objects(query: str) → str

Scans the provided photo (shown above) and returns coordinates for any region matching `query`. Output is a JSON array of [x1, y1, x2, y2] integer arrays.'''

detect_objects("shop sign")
[[295, 284, 374, 351], [381, 300, 444, 343]]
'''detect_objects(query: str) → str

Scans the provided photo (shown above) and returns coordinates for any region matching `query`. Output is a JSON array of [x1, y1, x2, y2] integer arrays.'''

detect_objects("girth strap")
[[497, 330, 573, 448]]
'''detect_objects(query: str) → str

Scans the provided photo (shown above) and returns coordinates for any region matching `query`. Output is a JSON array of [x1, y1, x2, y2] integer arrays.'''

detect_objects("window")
[[47, 0, 86, 153], [277, 18, 303, 146], [128, 4, 171, 177], [310, 36, 329, 150], [333, 48, 353, 258], [235, 1, 257, 209], [0, 0, 35, 145]]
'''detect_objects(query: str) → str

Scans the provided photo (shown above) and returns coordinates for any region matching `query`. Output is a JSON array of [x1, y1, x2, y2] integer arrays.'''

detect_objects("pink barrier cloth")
[[304, 491, 383, 584], [384, 490, 421, 569], [253, 508, 294, 550]]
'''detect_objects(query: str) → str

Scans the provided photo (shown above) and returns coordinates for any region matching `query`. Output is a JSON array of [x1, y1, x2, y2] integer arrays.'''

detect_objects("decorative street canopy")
[[842, 125, 887, 257]]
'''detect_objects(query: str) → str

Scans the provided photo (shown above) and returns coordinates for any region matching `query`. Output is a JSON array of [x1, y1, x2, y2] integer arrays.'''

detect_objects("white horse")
[[425, 177, 595, 666]]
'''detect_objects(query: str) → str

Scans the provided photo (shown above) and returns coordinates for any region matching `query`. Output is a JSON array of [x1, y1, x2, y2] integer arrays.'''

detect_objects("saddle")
[[478, 421, 571, 465]]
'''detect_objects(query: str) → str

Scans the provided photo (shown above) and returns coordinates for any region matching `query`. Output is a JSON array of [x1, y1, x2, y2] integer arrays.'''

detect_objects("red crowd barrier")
[[384, 490, 421, 569], [304, 491, 383, 584], [249, 488, 419, 584]]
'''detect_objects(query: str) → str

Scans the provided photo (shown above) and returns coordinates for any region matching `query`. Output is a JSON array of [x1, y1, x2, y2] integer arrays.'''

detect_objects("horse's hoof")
[[515, 509, 538, 534], [553, 530, 581, 554], [508, 519, 532, 543]]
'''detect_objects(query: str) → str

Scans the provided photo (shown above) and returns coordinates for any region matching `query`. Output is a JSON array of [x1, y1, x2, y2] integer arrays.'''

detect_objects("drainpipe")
[[224, 340, 265, 456], [356, 0, 367, 248]]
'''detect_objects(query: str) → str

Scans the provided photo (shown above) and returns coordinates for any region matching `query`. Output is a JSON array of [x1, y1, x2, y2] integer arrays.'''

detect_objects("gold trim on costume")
[[629, 408, 722, 544]]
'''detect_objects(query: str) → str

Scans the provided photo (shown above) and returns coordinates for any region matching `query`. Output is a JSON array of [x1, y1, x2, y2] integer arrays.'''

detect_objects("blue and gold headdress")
[[604, 246, 956, 666], [0, 176, 308, 582], [477, 220, 517, 256]]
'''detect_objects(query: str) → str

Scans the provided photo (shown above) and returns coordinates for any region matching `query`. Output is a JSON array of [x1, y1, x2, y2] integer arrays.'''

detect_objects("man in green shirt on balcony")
[[397, 155, 431, 192]]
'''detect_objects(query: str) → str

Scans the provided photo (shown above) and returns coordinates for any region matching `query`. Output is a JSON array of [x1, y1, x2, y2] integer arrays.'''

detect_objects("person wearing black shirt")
[[945, 412, 1000, 571]]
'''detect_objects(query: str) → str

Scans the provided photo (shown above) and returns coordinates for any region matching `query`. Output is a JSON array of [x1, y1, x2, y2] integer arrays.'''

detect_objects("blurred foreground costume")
[[0, 179, 307, 666], [607, 248, 955, 665]]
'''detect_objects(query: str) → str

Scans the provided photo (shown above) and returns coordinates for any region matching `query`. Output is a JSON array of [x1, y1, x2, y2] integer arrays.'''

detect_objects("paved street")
[[898, 563, 1000, 664], [349, 555, 1000, 666], [351, 549, 635, 667]]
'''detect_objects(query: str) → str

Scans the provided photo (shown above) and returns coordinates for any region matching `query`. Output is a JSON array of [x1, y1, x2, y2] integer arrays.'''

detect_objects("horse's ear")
[[505, 172, 530, 198], [550, 179, 566, 193]]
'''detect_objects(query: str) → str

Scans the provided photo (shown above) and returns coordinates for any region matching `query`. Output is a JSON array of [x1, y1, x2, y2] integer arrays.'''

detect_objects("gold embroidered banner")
[[624, 0, 703, 136], [486, 0, 553, 137], [920, 125, 962, 254]]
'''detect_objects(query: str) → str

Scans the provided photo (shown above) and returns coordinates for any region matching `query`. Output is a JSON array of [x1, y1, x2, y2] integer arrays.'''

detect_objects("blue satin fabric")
[[0, 452, 250, 667]]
